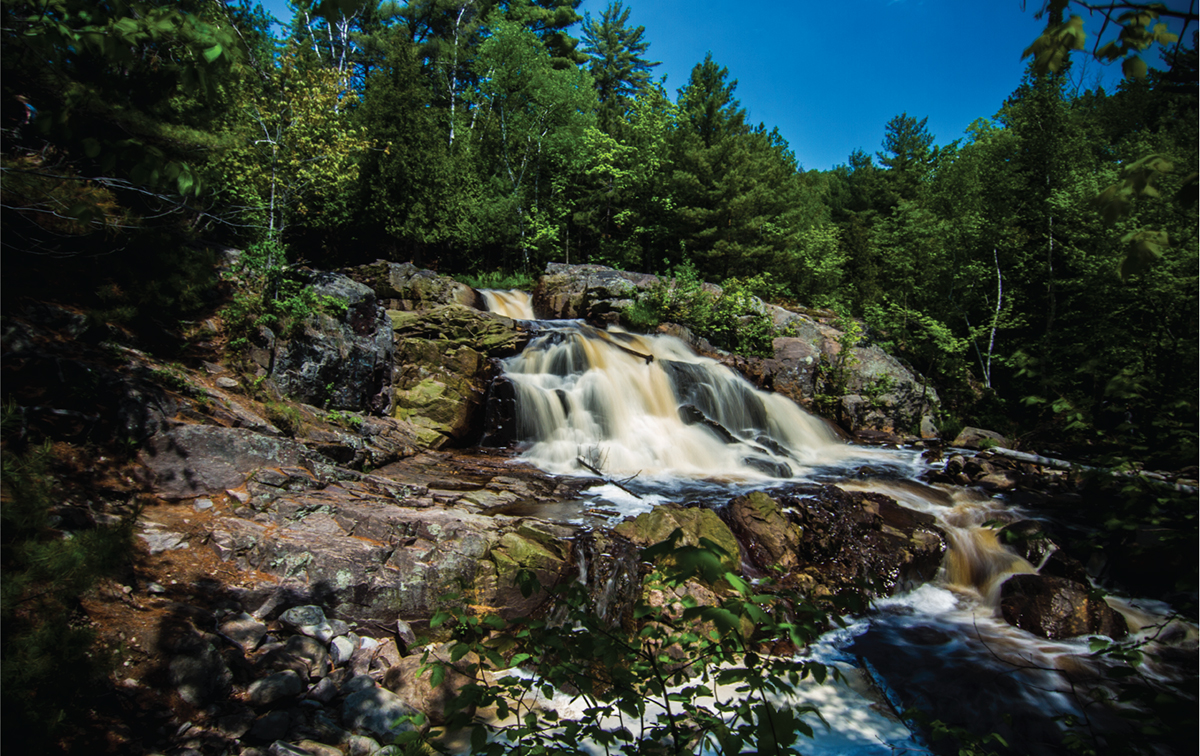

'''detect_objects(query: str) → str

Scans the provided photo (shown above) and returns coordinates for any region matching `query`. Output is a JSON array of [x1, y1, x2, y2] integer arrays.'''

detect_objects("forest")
[[2, 0, 1197, 466]]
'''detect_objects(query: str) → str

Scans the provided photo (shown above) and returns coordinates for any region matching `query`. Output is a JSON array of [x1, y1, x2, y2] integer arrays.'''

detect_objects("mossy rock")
[[614, 504, 740, 573]]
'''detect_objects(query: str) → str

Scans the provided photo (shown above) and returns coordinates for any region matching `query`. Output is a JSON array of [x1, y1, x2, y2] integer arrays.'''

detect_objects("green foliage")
[[452, 271, 537, 291], [265, 402, 303, 436], [812, 317, 864, 415], [423, 530, 842, 755], [324, 409, 363, 429], [223, 239, 347, 348], [1, 429, 135, 748], [620, 261, 780, 357]]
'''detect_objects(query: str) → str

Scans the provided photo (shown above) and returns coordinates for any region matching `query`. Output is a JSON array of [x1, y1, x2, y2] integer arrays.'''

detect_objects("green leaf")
[[203, 44, 223, 63], [1122, 55, 1148, 80]]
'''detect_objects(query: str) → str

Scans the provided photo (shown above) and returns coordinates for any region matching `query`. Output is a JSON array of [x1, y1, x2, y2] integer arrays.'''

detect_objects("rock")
[[472, 521, 577, 618], [249, 710, 291, 742], [613, 504, 741, 575], [342, 261, 478, 311], [952, 426, 1007, 450], [346, 734, 384, 756], [285, 635, 332, 679], [272, 741, 343, 756], [221, 612, 268, 653], [342, 685, 425, 743], [721, 492, 802, 573], [330, 635, 357, 666], [216, 376, 239, 389], [280, 606, 334, 642], [139, 425, 312, 500], [997, 521, 1057, 568], [169, 640, 233, 706], [389, 305, 526, 448], [532, 263, 659, 321], [1000, 574, 1128, 640], [382, 643, 478, 725], [307, 676, 339, 704], [775, 484, 947, 599], [247, 670, 306, 706]]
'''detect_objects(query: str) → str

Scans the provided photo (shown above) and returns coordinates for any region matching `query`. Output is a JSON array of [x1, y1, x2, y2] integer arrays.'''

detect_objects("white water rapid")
[[477, 291, 1195, 756]]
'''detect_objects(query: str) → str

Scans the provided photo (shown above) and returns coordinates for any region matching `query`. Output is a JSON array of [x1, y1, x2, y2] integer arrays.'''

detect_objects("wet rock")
[[614, 503, 741, 575], [1000, 574, 1128, 640], [997, 520, 1058, 567], [389, 305, 525, 448], [721, 492, 802, 573], [247, 670, 306, 706], [775, 484, 947, 599], [472, 520, 577, 618]]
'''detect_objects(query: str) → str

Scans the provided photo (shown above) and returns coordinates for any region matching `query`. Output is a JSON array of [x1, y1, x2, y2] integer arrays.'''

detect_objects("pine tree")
[[580, 1, 660, 135]]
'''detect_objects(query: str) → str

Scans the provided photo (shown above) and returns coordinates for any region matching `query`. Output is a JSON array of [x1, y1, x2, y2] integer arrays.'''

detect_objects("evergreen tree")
[[580, 1, 660, 134], [876, 112, 937, 205]]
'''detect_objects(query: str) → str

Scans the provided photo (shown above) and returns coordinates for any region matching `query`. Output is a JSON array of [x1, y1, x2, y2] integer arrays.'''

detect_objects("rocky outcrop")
[[533, 263, 660, 322], [720, 491, 802, 573], [342, 260, 478, 311], [266, 271, 395, 415], [389, 305, 527, 448]]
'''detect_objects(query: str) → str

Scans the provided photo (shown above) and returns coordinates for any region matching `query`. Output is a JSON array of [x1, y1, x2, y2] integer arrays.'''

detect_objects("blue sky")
[[259, 0, 1194, 170]]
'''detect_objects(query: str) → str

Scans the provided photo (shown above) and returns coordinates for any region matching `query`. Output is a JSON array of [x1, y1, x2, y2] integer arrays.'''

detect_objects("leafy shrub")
[[420, 530, 844, 756], [222, 239, 347, 348], [620, 261, 780, 357]]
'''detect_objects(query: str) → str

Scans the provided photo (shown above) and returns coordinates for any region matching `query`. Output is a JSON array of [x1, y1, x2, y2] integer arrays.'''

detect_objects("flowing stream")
[[480, 291, 1194, 755]]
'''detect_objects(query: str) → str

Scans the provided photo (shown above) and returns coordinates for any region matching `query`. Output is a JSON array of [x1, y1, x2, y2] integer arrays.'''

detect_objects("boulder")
[[532, 263, 660, 322], [471, 520, 577, 618], [342, 261, 478, 311], [1000, 574, 1128, 640], [342, 681, 425, 743], [613, 504, 741, 575], [773, 484, 947, 599], [268, 271, 395, 414], [383, 643, 478, 725], [720, 492, 802, 573], [138, 425, 316, 500], [952, 426, 1007, 450]]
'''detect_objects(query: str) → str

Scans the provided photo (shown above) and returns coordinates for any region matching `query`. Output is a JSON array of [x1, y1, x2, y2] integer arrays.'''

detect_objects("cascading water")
[[492, 320, 853, 482], [480, 289, 536, 320], [478, 291, 1195, 755]]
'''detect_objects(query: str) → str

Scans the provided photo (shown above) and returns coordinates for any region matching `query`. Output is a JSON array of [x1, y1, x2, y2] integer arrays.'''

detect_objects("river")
[[477, 289, 1195, 755]]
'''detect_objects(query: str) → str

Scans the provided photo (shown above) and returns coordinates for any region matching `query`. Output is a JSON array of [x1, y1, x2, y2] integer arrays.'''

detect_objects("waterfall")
[[496, 321, 848, 480], [480, 289, 536, 320]]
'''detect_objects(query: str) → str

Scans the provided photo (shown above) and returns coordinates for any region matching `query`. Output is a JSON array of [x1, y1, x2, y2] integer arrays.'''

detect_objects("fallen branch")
[[985, 447, 1198, 495], [576, 456, 643, 499]]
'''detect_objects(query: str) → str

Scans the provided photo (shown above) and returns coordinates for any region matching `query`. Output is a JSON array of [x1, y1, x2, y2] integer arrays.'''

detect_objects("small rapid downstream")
[[480, 290, 1194, 755]]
